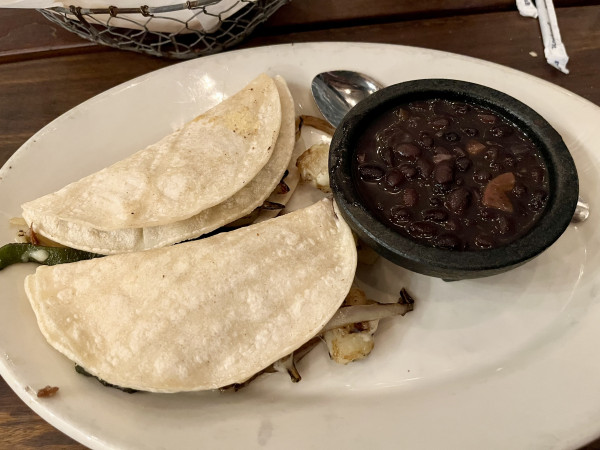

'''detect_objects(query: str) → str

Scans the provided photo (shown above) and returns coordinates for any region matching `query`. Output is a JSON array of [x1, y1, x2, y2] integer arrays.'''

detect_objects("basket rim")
[[44, 0, 251, 16]]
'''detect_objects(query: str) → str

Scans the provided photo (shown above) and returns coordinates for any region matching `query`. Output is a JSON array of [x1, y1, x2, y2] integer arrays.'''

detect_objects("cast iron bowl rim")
[[329, 78, 579, 279]]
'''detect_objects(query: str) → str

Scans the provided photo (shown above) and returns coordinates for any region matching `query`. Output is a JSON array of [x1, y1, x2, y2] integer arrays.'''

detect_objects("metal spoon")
[[311, 70, 589, 223], [572, 197, 590, 223], [311, 70, 383, 128]]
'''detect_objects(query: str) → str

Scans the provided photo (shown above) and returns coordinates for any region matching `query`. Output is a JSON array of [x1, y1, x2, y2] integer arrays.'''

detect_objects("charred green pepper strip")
[[75, 364, 138, 394], [0, 243, 102, 271]]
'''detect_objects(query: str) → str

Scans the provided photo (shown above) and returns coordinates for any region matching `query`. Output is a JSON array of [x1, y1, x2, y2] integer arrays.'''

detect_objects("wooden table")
[[0, 1, 599, 448]]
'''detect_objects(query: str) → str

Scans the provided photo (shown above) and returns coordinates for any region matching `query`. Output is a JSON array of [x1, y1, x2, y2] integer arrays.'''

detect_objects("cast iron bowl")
[[329, 79, 579, 281]]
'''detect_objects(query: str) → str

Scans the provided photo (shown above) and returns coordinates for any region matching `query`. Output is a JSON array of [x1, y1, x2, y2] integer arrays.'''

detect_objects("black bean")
[[376, 125, 412, 146], [358, 164, 384, 182], [435, 234, 461, 250], [484, 147, 499, 161], [375, 124, 397, 142], [390, 206, 412, 223], [407, 117, 423, 128], [395, 143, 422, 158], [418, 131, 434, 148], [530, 167, 546, 184], [444, 132, 460, 143], [511, 144, 533, 155], [434, 145, 451, 155], [423, 209, 448, 222], [462, 127, 478, 137], [480, 209, 497, 221], [433, 163, 454, 184], [474, 170, 492, 184], [475, 235, 494, 249], [503, 155, 516, 168], [512, 183, 527, 197], [377, 146, 394, 166], [399, 164, 418, 179], [432, 153, 455, 165], [452, 103, 470, 114], [429, 197, 443, 207], [430, 118, 450, 129], [489, 125, 514, 138], [445, 187, 471, 215], [388, 131, 414, 147], [444, 218, 460, 231], [453, 146, 467, 157], [485, 140, 503, 148], [385, 169, 405, 188], [496, 216, 512, 234], [409, 221, 438, 238], [455, 157, 472, 172], [433, 183, 452, 195], [529, 190, 548, 210], [409, 101, 429, 112], [415, 158, 433, 178], [356, 151, 367, 164], [478, 114, 497, 124], [402, 188, 419, 207]]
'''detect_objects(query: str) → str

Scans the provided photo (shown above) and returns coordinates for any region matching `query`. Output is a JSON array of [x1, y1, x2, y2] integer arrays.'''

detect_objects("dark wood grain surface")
[[0, 1, 599, 448]]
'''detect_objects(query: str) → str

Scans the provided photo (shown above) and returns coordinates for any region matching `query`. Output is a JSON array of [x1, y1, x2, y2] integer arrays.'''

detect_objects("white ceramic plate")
[[1, 42, 599, 450]]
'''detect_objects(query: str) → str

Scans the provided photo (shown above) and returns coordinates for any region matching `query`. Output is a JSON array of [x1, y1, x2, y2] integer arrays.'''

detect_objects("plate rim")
[[1, 41, 599, 450]]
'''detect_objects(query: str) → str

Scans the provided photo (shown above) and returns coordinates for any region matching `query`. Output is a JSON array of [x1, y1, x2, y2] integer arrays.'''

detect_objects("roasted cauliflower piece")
[[324, 286, 378, 365], [296, 143, 331, 193]]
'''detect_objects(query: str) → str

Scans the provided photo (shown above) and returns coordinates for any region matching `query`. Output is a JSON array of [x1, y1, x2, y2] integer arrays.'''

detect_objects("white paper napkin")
[[2, 0, 254, 34]]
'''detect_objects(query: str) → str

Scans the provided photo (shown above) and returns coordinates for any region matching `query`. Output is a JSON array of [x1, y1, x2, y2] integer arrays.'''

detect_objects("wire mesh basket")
[[38, 0, 290, 59]]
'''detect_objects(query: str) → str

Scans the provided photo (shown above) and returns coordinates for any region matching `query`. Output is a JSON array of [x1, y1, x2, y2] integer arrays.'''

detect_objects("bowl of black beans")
[[329, 79, 579, 280]]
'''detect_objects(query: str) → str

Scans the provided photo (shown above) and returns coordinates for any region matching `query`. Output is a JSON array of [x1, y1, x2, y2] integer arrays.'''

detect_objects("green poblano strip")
[[0, 243, 102, 270], [74, 364, 138, 394]]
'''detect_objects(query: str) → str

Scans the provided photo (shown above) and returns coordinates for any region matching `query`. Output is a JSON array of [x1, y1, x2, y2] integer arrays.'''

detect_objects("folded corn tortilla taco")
[[24, 198, 357, 393], [22, 73, 281, 236], [24, 75, 295, 254]]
